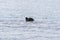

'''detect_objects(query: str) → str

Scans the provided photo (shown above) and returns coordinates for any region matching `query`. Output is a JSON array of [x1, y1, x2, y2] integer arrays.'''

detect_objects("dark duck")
[[25, 17, 34, 22]]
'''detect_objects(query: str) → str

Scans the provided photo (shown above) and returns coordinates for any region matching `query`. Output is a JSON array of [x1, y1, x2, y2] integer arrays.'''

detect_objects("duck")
[[25, 17, 34, 22]]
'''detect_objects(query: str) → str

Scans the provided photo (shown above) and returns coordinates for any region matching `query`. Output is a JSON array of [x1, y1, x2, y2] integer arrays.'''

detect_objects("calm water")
[[0, 17, 60, 40], [0, 0, 60, 40]]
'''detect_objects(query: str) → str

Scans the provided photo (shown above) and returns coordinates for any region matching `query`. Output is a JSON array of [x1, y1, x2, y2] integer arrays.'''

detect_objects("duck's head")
[[25, 17, 28, 19]]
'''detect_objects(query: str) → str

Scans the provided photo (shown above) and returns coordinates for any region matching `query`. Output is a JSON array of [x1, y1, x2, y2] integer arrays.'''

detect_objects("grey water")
[[0, 0, 60, 40], [0, 17, 60, 40]]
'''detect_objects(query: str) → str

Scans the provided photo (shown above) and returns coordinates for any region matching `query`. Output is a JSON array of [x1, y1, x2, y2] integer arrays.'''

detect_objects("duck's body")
[[25, 17, 34, 22]]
